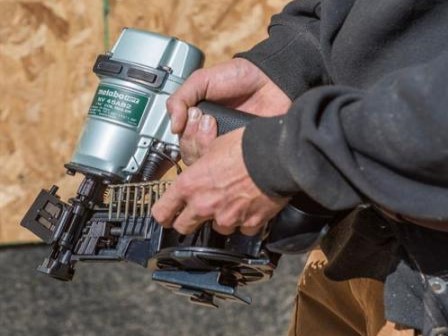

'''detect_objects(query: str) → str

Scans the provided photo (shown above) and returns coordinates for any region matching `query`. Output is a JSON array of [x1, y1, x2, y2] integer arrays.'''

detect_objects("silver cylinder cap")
[[110, 28, 204, 80]]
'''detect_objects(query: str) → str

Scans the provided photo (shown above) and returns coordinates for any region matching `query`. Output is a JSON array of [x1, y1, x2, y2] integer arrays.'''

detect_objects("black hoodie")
[[237, 1, 448, 333], [239, 0, 448, 222]]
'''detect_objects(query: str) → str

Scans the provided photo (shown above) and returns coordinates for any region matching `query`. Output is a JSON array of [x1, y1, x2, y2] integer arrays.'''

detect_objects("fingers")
[[239, 226, 261, 236], [167, 70, 210, 134], [151, 183, 185, 228], [239, 217, 264, 236], [167, 58, 261, 134], [180, 107, 217, 165], [197, 114, 217, 155], [171, 204, 207, 235], [153, 182, 261, 236], [153, 126, 286, 239], [180, 107, 202, 165], [212, 221, 236, 235], [154, 187, 267, 237]]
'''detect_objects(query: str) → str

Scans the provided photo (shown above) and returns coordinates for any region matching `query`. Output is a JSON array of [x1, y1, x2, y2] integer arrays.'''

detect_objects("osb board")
[[0, 0, 287, 244]]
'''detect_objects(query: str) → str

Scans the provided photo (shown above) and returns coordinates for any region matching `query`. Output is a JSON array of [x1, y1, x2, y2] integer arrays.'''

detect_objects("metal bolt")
[[161, 65, 173, 74], [429, 277, 447, 294]]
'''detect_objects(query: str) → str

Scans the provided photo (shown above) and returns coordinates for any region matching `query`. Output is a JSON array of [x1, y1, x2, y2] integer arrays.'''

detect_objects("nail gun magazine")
[[21, 28, 335, 308]]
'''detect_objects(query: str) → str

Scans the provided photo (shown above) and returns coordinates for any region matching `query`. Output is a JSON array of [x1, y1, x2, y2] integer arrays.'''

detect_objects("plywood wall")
[[0, 0, 286, 244]]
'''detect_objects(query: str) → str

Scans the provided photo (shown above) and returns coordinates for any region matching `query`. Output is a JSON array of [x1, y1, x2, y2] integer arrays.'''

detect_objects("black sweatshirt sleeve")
[[235, 0, 329, 100], [243, 50, 448, 221]]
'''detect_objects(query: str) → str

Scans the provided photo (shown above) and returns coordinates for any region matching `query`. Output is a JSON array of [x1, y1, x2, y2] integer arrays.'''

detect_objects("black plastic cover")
[[20, 186, 69, 244]]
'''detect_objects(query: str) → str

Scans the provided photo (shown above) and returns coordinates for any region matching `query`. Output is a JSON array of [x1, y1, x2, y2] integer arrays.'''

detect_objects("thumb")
[[167, 70, 211, 134]]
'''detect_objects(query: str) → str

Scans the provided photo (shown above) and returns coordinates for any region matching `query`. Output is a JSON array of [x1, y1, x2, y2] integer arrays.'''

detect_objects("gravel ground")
[[0, 245, 305, 336]]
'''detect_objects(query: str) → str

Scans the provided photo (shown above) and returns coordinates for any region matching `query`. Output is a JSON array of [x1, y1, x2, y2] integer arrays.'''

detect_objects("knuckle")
[[166, 97, 183, 116], [243, 216, 263, 229], [194, 201, 213, 218], [177, 179, 192, 198], [180, 122, 197, 139], [180, 155, 195, 166], [179, 133, 193, 146], [178, 180, 202, 203], [189, 69, 206, 83], [244, 219, 258, 228], [180, 142, 199, 164], [179, 149, 197, 166], [213, 224, 234, 235], [214, 214, 236, 229], [191, 195, 219, 219], [152, 205, 168, 224], [177, 174, 194, 191], [166, 97, 175, 111]]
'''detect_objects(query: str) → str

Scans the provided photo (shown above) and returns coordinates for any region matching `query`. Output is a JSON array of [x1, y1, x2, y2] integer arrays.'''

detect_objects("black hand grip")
[[197, 101, 255, 135]]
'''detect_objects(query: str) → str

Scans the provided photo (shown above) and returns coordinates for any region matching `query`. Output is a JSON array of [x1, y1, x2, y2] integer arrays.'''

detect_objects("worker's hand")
[[168, 58, 291, 165], [152, 128, 289, 235]]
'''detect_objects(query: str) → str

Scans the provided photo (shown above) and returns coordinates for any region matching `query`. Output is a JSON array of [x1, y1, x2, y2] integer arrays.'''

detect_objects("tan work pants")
[[288, 249, 418, 336]]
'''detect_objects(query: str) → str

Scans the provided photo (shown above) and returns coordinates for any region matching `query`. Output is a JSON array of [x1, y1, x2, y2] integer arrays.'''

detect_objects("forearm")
[[243, 50, 448, 221]]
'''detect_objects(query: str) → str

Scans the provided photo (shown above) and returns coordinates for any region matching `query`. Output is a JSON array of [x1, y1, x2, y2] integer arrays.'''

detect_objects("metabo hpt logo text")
[[97, 88, 140, 104], [89, 85, 149, 127]]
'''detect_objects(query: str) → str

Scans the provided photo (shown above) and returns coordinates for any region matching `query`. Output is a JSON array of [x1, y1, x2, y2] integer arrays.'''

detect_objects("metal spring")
[[107, 180, 172, 220]]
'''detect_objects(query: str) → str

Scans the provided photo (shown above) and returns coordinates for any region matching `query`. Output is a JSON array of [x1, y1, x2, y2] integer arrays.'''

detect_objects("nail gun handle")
[[197, 101, 255, 135]]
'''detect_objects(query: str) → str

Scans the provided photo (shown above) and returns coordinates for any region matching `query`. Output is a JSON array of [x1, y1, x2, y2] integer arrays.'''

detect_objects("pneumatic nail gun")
[[21, 28, 335, 307]]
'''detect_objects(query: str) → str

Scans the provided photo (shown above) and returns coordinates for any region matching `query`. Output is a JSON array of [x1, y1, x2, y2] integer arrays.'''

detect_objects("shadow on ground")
[[0, 245, 305, 336]]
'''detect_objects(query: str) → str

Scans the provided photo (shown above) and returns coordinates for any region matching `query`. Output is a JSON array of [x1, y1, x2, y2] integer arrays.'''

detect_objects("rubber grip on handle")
[[197, 101, 255, 136]]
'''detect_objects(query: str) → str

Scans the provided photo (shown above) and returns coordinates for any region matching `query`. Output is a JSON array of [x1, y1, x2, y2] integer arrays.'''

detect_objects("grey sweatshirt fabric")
[[237, 0, 448, 222]]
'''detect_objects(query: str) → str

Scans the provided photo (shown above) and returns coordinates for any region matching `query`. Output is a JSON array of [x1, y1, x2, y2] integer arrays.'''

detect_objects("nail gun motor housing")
[[67, 28, 204, 182]]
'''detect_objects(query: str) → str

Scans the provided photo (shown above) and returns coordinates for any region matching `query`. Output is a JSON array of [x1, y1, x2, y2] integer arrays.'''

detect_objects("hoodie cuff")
[[242, 115, 299, 198]]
